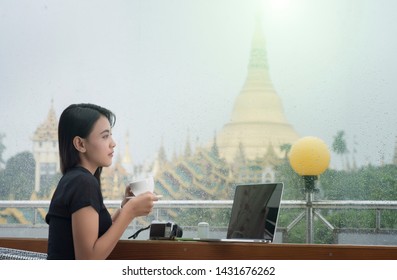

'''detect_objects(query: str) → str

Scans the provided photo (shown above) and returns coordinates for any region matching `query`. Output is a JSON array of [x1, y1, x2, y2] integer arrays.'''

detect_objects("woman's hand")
[[122, 192, 158, 219], [120, 184, 134, 208]]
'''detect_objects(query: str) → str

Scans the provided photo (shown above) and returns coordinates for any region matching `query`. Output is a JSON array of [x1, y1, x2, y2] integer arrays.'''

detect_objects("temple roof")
[[32, 101, 58, 142]]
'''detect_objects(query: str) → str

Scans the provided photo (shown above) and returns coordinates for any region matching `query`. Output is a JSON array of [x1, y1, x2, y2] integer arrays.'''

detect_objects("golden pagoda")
[[121, 131, 134, 177], [32, 100, 59, 193], [215, 17, 300, 163], [152, 15, 300, 201]]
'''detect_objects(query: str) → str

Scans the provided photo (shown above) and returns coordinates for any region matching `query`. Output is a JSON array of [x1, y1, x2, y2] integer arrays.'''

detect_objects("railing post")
[[376, 209, 381, 230], [306, 191, 314, 243]]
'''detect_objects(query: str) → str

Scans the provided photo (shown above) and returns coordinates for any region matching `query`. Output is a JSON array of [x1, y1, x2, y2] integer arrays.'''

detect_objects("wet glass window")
[[0, 0, 396, 245]]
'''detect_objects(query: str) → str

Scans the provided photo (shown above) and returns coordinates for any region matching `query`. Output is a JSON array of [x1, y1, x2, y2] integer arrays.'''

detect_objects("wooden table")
[[1, 238, 397, 259]]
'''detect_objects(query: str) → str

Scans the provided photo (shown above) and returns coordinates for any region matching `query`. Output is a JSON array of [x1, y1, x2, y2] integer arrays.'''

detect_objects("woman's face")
[[81, 115, 116, 173]]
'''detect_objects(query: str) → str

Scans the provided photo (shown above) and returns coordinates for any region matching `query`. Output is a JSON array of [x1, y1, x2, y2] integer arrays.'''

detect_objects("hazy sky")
[[1, 0, 396, 169]]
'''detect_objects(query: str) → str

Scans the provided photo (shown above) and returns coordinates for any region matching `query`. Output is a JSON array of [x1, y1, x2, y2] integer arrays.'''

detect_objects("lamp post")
[[288, 136, 331, 243]]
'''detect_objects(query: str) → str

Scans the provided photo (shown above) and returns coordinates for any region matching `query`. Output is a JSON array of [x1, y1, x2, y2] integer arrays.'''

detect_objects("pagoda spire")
[[230, 14, 289, 125], [211, 130, 219, 157], [32, 99, 58, 142], [247, 14, 269, 75], [215, 12, 299, 163], [184, 129, 192, 157], [122, 131, 134, 175], [158, 136, 167, 164]]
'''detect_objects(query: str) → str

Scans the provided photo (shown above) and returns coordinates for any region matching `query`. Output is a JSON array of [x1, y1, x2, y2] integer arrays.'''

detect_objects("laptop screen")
[[226, 183, 284, 241]]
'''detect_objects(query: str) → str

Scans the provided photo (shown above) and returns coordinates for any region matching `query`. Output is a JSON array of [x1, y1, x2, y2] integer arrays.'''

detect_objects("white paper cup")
[[197, 222, 209, 238], [128, 177, 154, 196]]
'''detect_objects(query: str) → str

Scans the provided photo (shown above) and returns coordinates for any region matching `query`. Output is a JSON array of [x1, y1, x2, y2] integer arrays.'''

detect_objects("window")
[[0, 0, 396, 245]]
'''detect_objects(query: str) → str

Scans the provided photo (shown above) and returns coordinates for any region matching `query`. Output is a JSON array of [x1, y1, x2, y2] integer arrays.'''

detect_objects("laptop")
[[178, 182, 284, 243]]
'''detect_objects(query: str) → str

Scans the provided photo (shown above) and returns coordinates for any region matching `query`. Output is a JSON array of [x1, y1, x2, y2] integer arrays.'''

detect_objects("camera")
[[149, 221, 183, 240]]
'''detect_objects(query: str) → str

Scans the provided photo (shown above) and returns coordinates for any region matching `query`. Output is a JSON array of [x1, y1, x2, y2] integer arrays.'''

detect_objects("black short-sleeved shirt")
[[45, 166, 112, 260]]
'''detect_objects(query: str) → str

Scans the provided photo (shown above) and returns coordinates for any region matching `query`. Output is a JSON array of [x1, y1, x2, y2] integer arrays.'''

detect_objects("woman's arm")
[[111, 208, 121, 222], [72, 192, 157, 260]]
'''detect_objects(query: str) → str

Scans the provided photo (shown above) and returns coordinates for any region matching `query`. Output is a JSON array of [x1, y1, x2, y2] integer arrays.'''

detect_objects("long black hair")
[[58, 103, 116, 182]]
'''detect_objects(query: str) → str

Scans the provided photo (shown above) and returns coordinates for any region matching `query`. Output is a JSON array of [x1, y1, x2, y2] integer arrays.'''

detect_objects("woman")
[[45, 103, 157, 259]]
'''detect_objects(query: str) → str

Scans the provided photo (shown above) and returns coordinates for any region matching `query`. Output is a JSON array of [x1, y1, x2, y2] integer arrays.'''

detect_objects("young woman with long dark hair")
[[46, 103, 157, 259]]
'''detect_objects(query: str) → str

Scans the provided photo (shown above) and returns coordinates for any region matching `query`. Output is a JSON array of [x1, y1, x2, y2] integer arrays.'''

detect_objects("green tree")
[[0, 168, 5, 199], [280, 143, 292, 160], [320, 164, 397, 201], [1, 151, 35, 200], [332, 130, 348, 170], [274, 160, 305, 200], [0, 133, 6, 169], [318, 164, 397, 233], [38, 171, 61, 198]]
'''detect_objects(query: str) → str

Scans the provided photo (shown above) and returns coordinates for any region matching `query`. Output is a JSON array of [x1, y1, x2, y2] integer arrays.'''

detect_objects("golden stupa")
[[216, 17, 300, 163]]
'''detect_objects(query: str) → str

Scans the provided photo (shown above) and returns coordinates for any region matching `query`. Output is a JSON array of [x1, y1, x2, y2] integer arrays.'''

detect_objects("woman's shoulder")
[[61, 166, 99, 188], [48, 166, 103, 219]]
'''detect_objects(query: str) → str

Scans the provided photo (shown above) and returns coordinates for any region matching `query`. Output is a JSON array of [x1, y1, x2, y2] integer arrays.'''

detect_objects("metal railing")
[[1, 200, 397, 244]]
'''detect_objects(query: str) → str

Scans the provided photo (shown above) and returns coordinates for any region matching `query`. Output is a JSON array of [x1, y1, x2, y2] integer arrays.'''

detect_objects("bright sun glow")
[[262, 0, 293, 21], [269, 0, 291, 11]]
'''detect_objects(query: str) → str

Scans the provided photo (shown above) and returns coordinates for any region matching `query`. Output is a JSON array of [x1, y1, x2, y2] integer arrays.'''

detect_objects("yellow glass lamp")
[[289, 136, 331, 191]]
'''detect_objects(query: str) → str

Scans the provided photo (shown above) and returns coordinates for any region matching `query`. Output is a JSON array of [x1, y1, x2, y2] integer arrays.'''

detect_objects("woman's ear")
[[73, 136, 86, 153]]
